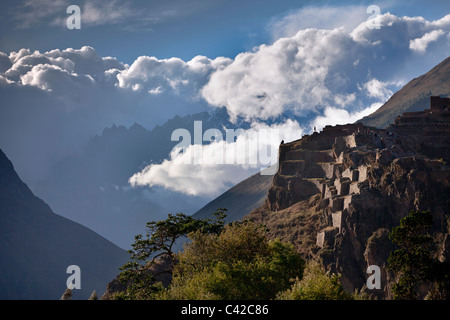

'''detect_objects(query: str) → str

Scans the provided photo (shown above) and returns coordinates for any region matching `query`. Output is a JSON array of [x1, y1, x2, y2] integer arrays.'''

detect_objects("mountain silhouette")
[[192, 171, 274, 223], [0, 149, 128, 299]]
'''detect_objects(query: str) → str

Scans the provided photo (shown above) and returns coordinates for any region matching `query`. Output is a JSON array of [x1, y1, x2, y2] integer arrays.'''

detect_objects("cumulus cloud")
[[1, 45, 226, 107], [129, 119, 303, 196], [201, 27, 356, 122], [409, 29, 447, 53], [267, 5, 368, 39], [362, 78, 394, 101], [3, 46, 125, 84], [202, 11, 450, 124], [117, 55, 231, 97], [312, 103, 382, 132], [0, 45, 229, 185], [2, 9, 450, 197], [21, 64, 82, 91]]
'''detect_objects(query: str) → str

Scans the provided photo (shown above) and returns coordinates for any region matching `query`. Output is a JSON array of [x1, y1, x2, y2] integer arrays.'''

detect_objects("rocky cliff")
[[247, 96, 450, 298]]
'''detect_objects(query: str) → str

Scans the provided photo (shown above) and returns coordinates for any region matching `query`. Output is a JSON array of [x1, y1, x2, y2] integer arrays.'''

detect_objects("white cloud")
[[2, 9, 450, 196], [409, 29, 446, 53], [429, 13, 450, 29], [10, 0, 216, 30], [129, 120, 303, 196], [201, 11, 450, 123], [267, 5, 368, 40], [116, 55, 231, 98], [20, 63, 95, 92], [0, 45, 225, 184], [363, 78, 393, 101], [12, 0, 138, 29], [12, 0, 68, 29], [4, 46, 125, 84], [201, 27, 354, 122], [312, 103, 382, 132], [81, 0, 137, 26]]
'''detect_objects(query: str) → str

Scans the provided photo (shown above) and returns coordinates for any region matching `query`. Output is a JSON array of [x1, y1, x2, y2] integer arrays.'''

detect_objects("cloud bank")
[[202, 12, 450, 123], [1, 9, 450, 196], [133, 11, 450, 195], [129, 119, 303, 196]]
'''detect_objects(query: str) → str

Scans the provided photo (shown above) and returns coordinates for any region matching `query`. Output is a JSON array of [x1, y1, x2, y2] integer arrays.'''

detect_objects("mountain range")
[[31, 108, 246, 249]]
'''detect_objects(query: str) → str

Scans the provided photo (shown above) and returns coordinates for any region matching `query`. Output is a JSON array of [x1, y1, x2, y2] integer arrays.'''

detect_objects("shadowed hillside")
[[192, 171, 273, 223], [0, 149, 128, 299], [360, 56, 450, 128]]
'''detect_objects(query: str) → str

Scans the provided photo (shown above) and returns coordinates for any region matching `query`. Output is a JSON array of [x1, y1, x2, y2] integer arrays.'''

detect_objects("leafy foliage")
[[115, 209, 227, 299], [387, 210, 434, 299], [114, 207, 366, 300], [276, 261, 352, 300], [386, 209, 450, 300], [157, 221, 305, 300]]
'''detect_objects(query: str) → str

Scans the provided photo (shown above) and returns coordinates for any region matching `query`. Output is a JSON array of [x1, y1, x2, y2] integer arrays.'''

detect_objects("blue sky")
[[1, 0, 315, 62], [1, 0, 449, 63]]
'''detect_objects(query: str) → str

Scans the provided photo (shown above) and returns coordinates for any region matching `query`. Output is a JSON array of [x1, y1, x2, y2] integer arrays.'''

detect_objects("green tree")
[[276, 261, 352, 300], [157, 221, 305, 300], [116, 209, 227, 300], [387, 210, 434, 300]]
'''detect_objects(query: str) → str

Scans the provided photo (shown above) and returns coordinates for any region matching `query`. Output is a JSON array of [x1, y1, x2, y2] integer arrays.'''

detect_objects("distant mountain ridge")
[[360, 56, 450, 128], [0, 149, 128, 299], [32, 107, 244, 249]]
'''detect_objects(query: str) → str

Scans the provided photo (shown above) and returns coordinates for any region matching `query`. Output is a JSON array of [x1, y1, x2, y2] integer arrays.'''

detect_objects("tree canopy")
[[116, 209, 227, 299], [157, 221, 305, 300], [387, 210, 450, 300]]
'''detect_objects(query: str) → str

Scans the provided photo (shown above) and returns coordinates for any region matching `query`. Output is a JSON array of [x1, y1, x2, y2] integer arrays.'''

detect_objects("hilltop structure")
[[248, 97, 450, 298]]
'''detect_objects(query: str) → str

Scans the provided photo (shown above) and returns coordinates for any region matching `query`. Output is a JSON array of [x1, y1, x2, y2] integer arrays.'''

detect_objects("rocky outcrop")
[[248, 97, 450, 299]]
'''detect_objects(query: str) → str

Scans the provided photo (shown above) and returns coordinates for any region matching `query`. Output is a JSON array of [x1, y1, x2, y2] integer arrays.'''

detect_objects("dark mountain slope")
[[192, 171, 273, 223], [0, 149, 128, 299], [360, 56, 450, 128]]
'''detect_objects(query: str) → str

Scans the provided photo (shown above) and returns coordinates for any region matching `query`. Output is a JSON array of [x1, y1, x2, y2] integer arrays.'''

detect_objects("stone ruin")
[[264, 96, 450, 297], [268, 96, 450, 235]]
